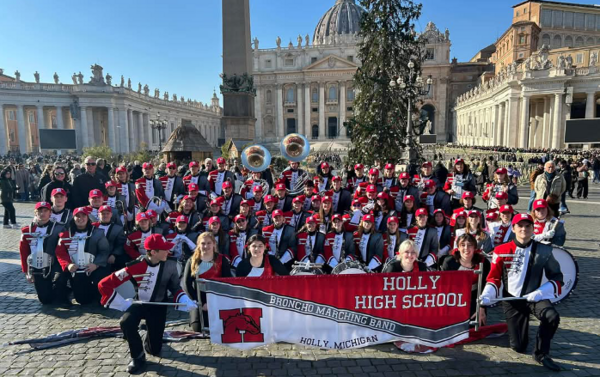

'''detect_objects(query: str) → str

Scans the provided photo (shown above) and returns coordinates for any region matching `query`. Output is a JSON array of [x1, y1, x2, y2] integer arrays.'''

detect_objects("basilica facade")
[[251, 0, 456, 144], [0, 65, 221, 155]]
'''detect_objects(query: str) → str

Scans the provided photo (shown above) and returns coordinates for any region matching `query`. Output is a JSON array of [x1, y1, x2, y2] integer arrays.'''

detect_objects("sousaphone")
[[280, 133, 311, 196]]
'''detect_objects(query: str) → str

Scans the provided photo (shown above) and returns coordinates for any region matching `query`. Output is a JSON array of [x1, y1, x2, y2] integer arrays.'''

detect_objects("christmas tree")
[[347, 0, 425, 165]]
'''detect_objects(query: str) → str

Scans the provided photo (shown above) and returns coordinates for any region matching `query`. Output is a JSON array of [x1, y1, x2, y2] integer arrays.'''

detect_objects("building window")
[[286, 87, 295, 103], [575, 36, 584, 47], [284, 58, 294, 66], [575, 13, 585, 30], [8, 110, 15, 121], [586, 37, 595, 46], [564, 36, 574, 48], [552, 35, 562, 48], [425, 48, 435, 60], [541, 34, 551, 46], [51, 115, 57, 127], [328, 86, 337, 101], [520, 27, 525, 32], [347, 56, 354, 62], [287, 109, 294, 113], [312, 107, 318, 112], [347, 107, 353, 111], [518, 52, 524, 58], [576, 53, 583, 64], [286, 118, 297, 134], [541, 9, 552, 27], [312, 88, 318, 103], [347, 88, 355, 101], [9, 130, 15, 142], [516, 11, 520, 16], [311, 57, 318, 64], [552, 10, 563, 28], [266, 90, 272, 104], [565, 12, 574, 29], [519, 35, 527, 44], [265, 59, 272, 68], [28, 112, 35, 124]]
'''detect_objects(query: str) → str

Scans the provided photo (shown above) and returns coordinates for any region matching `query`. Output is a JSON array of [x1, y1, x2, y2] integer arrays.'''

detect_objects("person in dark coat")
[[72, 157, 107, 208], [41, 166, 74, 209], [1, 168, 18, 228]]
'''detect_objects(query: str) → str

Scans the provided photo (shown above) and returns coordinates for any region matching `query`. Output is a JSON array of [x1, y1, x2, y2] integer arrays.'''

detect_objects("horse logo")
[[219, 308, 264, 343]]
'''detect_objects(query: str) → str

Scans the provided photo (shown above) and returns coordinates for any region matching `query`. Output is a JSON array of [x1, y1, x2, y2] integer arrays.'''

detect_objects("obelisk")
[[221, 0, 256, 142]]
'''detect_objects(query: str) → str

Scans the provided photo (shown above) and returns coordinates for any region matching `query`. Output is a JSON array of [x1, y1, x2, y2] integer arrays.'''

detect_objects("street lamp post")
[[150, 112, 168, 152], [389, 59, 433, 162]]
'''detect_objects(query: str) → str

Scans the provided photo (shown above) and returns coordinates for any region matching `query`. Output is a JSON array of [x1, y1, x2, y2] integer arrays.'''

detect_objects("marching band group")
[[17, 135, 571, 373]]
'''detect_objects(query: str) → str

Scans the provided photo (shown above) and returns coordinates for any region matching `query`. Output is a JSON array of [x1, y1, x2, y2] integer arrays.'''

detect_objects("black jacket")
[[41, 181, 74, 209], [72, 172, 107, 208], [1, 177, 16, 203]]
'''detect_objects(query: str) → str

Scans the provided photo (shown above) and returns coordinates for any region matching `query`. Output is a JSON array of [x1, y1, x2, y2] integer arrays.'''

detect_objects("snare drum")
[[542, 246, 578, 304], [290, 265, 324, 276], [331, 261, 370, 275]]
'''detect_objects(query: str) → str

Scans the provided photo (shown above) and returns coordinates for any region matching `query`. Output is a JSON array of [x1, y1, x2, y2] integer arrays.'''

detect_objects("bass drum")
[[115, 280, 136, 299], [290, 265, 324, 276], [542, 246, 579, 304], [331, 261, 371, 275]]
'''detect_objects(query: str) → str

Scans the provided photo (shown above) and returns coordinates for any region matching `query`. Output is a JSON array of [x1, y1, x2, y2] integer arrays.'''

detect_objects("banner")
[[204, 271, 474, 350]]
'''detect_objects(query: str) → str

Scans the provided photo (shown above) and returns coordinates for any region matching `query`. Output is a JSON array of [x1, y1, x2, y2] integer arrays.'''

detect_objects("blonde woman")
[[182, 232, 232, 332], [382, 240, 429, 273]]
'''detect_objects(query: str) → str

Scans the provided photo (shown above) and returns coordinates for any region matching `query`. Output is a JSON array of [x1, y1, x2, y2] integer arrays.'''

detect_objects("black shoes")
[[534, 355, 561, 372], [127, 354, 147, 374]]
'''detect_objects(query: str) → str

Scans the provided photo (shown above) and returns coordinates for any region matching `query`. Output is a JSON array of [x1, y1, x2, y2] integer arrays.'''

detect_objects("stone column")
[[0, 105, 7, 155], [276, 85, 284, 137], [304, 83, 311, 137], [339, 81, 346, 139], [297, 84, 303, 136], [37, 106, 45, 130], [79, 107, 88, 149], [127, 109, 135, 151], [507, 97, 519, 146], [319, 83, 325, 139], [119, 108, 130, 154], [16, 105, 28, 153], [586, 91, 596, 118], [255, 88, 263, 140], [552, 93, 563, 149], [107, 107, 116, 151], [55, 106, 64, 129], [137, 112, 144, 147], [492, 104, 499, 146], [519, 96, 530, 148], [543, 97, 552, 148]]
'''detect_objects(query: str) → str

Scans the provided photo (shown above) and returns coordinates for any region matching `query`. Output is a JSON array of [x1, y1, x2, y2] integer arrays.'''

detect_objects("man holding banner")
[[480, 213, 563, 372]]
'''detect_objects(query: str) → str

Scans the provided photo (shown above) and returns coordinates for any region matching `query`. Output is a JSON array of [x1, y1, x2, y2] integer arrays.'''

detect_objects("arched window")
[[575, 36, 584, 47], [286, 87, 295, 103], [266, 90, 272, 104], [541, 34, 551, 46], [564, 36, 573, 48], [586, 37, 595, 46], [328, 86, 337, 101], [552, 35, 562, 48], [312, 88, 318, 103]]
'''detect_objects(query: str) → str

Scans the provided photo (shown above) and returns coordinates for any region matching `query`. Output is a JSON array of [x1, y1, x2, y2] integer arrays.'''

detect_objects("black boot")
[[534, 355, 561, 372], [127, 353, 147, 374]]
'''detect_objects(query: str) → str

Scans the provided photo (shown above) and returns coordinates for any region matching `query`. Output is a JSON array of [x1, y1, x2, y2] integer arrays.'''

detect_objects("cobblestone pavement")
[[0, 186, 599, 377]]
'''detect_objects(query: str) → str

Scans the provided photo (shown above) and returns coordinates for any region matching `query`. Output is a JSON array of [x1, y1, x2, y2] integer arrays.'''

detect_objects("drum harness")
[[25, 220, 58, 280]]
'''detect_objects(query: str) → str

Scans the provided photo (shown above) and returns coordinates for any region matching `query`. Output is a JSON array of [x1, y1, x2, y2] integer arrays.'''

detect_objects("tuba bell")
[[280, 133, 310, 162], [241, 145, 272, 173]]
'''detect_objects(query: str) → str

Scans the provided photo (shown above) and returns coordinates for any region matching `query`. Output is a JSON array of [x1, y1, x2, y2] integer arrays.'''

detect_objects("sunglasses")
[[86, 162, 96, 166]]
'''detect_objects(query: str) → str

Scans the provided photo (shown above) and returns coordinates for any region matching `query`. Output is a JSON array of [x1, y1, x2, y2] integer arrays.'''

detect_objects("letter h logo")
[[219, 308, 264, 343]]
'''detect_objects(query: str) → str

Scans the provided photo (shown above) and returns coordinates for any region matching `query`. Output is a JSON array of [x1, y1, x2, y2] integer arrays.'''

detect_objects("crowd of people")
[[3, 149, 586, 373]]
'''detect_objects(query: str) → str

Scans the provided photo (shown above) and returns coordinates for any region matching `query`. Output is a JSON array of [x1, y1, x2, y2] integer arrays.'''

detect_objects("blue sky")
[[1, 0, 598, 104]]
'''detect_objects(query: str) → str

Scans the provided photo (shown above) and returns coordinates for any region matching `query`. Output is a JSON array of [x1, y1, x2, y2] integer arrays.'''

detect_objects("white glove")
[[479, 296, 492, 306], [545, 229, 555, 239], [177, 295, 198, 312], [533, 233, 545, 242], [524, 290, 544, 303]]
